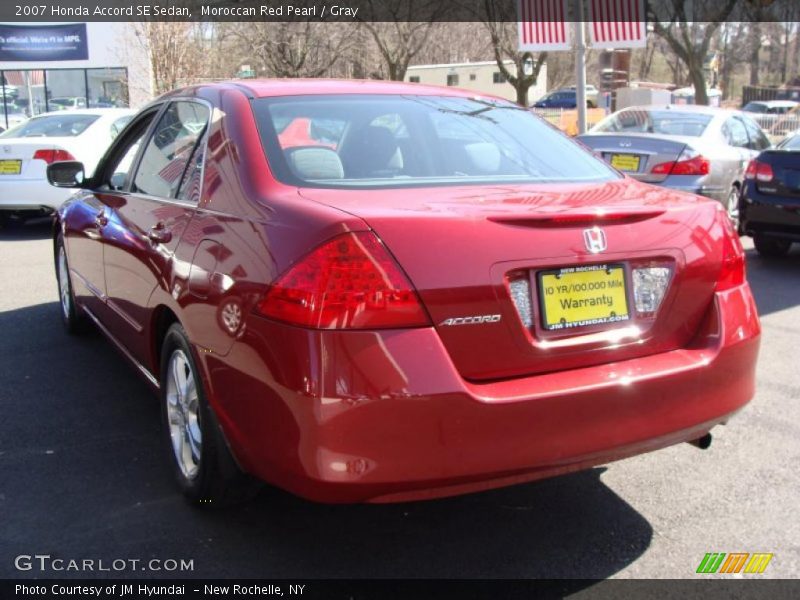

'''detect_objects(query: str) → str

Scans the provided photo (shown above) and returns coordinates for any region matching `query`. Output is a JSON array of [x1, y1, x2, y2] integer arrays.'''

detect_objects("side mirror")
[[47, 161, 85, 188]]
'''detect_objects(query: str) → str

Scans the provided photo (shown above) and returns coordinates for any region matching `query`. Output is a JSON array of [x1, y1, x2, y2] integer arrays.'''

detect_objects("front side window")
[[253, 94, 619, 189], [593, 109, 712, 137], [723, 117, 749, 148], [133, 101, 209, 198], [741, 116, 771, 150]]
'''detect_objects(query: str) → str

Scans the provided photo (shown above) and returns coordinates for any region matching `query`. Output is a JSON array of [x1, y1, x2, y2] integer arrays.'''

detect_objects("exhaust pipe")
[[688, 433, 712, 450]]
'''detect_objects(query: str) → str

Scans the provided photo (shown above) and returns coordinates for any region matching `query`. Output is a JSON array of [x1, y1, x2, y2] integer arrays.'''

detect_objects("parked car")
[[562, 84, 600, 107], [47, 80, 759, 506], [0, 108, 134, 225], [533, 88, 596, 109], [743, 100, 800, 138], [740, 131, 800, 256], [49, 97, 88, 111], [578, 105, 771, 226]]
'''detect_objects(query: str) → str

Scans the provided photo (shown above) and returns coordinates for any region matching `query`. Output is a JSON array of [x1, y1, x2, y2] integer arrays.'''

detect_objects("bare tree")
[[648, 0, 738, 105], [226, 22, 355, 79], [358, 1, 445, 81], [131, 22, 211, 95], [474, 0, 546, 106]]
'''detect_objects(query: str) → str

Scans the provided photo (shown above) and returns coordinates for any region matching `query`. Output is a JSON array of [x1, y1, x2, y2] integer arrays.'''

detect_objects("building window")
[[409, 76, 420, 83], [493, 71, 506, 84], [469, 73, 476, 81], [447, 74, 459, 86]]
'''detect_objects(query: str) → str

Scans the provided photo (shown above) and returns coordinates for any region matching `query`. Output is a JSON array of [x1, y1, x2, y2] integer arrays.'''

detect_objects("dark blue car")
[[533, 89, 597, 109], [740, 132, 800, 256]]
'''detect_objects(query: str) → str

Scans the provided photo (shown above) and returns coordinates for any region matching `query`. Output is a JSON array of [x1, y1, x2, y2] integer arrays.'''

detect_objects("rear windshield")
[[779, 134, 800, 150], [0, 114, 99, 138], [252, 95, 618, 189], [592, 108, 713, 137]]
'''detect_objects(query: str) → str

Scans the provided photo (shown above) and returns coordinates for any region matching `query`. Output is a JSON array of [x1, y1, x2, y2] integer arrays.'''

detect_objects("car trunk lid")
[[0, 138, 73, 181], [299, 179, 724, 381], [754, 150, 800, 198], [578, 133, 690, 184]]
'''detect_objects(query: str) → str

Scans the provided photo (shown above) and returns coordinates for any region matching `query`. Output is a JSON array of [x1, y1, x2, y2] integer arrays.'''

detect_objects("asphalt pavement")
[[1, 218, 798, 580]]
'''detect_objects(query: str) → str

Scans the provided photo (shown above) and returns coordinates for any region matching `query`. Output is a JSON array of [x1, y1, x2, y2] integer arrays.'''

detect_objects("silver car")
[[578, 105, 771, 224]]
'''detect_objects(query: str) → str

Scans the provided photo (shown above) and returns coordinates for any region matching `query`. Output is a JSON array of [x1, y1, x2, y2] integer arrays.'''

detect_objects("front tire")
[[160, 324, 260, 507], [754, 235, 791, 258], [55, 234, 88, 334]]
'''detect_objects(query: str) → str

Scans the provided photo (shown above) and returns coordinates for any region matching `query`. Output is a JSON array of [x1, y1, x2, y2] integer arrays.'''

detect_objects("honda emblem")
[[583, 227, 607, 253]]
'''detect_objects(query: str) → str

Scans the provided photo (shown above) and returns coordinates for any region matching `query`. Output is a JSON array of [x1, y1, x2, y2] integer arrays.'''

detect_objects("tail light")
[[33, 149, 75, 164], [716, 212, 746, 291], [256, 231, 430, 329], [650, 149, 710, 176], [744, 159, 773, 182]]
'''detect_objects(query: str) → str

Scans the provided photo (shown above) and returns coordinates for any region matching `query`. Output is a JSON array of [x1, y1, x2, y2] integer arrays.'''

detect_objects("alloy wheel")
[[165, 349, 202, 479]]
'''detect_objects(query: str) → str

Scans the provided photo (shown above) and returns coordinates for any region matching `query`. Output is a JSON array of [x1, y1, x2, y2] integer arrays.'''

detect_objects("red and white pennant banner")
[[588, 0, 647, 49], [516, 0, 572, 52]]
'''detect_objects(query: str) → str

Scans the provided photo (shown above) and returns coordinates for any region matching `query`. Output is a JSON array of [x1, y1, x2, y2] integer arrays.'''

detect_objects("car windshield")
[[0, 114, 99, 138], [592, 108, 713, 137], [743, 103, 767, 113], [253, 94, 618, 188]]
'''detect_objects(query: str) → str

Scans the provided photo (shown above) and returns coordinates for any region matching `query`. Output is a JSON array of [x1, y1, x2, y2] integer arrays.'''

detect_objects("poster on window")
[[0, 23, 88, 61]]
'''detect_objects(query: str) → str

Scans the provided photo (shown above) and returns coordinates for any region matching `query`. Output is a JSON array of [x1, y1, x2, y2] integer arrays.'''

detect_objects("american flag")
[[588, 0, 647, 49], [517, 0, 572, 52]]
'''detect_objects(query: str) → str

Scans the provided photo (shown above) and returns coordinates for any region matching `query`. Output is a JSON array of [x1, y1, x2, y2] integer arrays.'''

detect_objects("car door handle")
[[148, 223, 172, 244]]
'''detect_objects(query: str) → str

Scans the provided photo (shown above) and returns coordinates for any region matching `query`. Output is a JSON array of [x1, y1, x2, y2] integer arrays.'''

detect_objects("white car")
[[0, 108, 134, 224]]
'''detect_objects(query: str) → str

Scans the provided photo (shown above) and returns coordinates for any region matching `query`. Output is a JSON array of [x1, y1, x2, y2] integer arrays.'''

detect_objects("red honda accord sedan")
[[47, 80, 760, 505]]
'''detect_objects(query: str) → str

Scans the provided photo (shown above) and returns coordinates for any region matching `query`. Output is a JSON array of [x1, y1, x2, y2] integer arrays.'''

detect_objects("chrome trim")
[[106, 298, 144, 333], [70, 268, 106, 301], [82, 306, 159, 389]]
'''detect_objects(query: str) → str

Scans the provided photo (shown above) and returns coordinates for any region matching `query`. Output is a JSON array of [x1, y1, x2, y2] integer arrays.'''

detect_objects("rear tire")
[[55, 233, 88, 334], [160, 323, 261, 507], [754, 235, 791, 258]]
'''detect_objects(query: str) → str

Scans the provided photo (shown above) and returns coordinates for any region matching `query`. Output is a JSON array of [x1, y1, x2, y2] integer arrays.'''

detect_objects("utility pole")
[[574, 0, 587, 134]]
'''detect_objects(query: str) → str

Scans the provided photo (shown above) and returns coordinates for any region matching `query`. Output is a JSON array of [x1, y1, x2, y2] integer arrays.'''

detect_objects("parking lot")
[[0, 218, 798, 580]]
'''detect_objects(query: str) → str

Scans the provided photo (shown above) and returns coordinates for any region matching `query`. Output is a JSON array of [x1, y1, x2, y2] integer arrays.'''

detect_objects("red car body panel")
[[56, 80, 761, 503]]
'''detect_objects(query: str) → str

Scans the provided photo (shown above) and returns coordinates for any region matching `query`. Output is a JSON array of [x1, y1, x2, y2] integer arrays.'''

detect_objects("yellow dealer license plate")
[[539, 264, 630, 331], [610, 154, 640, 172], [0, 160, 21, 175]]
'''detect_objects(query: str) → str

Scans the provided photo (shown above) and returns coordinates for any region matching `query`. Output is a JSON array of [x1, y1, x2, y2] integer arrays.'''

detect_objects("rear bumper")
[[658, 177, 727, 203], [203, 284, 760, 503], [741, 182, 800, 241], [0, 179, 73, 211]]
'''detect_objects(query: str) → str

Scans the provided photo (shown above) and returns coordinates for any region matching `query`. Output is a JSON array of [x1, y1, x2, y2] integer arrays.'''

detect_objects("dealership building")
[[0, 22, 151, 129]]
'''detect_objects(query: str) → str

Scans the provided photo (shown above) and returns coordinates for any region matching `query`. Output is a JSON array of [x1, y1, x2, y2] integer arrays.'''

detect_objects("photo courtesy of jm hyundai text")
[[47, 79, 760, 506]]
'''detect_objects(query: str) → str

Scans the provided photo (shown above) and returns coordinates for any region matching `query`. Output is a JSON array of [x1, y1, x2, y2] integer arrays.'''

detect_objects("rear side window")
[[253, 94, 618, 189], [0, 114, 99, 138], [133, 101, 209, 198]]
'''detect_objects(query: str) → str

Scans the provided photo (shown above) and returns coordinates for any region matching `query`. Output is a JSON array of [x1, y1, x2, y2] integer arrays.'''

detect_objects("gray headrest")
[[285, 146, 344, 180], [465, 142, 502, 174]]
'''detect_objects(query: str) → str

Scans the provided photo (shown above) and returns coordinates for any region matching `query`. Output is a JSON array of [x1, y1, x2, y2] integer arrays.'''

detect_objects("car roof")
[[223, 78, 508, 101], [617, 104, 736, 116]]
